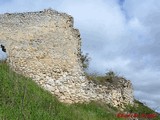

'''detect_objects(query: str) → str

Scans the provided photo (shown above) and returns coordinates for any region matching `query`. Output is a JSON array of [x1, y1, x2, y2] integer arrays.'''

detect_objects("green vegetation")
[[0, 63, 159, 120], [80, 52, 90, 70], [124, 100, 160, 120], [86, 70, 122, 86], [125, 100, 159, 114]]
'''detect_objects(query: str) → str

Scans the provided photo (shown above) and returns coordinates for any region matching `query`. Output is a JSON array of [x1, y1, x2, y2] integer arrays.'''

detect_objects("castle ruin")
[[0, 9, 134, 107]]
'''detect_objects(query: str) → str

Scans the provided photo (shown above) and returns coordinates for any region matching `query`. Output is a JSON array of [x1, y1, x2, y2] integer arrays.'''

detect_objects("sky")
[[0, 0, 160, 112]]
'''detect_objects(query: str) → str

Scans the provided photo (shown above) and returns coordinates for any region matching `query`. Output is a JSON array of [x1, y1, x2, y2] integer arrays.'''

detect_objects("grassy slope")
[[0, 63, 121, 120], [0, 63, 159, 120]]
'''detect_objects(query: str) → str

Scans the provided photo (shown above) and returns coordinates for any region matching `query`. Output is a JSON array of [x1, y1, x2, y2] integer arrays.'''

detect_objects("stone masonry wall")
[[0, 9, 134, 107]]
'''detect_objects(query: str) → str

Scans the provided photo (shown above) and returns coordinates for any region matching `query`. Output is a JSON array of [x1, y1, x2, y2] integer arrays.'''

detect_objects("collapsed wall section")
[[0, 9, 134, 107]]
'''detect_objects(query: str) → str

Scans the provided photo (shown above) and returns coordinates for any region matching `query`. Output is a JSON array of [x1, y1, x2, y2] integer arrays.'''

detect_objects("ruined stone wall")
[[0, 9, 134, 107]]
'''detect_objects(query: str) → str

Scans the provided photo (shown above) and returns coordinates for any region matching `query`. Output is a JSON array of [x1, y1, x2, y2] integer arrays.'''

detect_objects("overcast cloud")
[[0, 0, 160, 112]]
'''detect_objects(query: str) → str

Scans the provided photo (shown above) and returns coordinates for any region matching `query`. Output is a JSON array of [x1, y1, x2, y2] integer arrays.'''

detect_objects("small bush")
[[80, 52, 91, 70]]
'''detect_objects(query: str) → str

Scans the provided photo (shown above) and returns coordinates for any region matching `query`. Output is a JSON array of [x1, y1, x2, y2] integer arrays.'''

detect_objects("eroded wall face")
[[0, 9, 81, 76], [0, 9, 134, 107]]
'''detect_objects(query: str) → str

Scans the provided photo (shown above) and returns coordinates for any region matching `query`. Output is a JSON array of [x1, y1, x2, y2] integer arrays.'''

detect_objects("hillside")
[[0, 63, 159, 120]]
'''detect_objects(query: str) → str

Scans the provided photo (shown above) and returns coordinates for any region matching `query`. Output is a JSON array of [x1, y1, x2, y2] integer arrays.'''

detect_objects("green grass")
[[85, 71, 123, 86], [0, 63, 122, 120], [0, 63, 159, 120], [124, 100, 160, 119]]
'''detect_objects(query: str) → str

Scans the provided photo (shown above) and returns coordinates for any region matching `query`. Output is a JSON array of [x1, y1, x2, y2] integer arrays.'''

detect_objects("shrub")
[[80, 52, 91, 70]]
